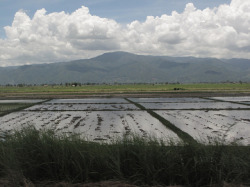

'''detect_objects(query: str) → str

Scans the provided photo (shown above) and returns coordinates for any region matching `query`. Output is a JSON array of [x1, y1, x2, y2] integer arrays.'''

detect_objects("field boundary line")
[[203, 97, 250, 107], [125, 98, 198, 144]]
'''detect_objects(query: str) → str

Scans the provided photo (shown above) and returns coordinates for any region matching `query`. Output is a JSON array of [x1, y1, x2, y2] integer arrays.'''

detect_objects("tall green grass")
[[0, 127, 249, 186]]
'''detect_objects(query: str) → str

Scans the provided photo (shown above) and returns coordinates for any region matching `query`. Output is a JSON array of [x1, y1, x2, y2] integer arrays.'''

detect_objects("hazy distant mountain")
[[0, 51, 250, 84]]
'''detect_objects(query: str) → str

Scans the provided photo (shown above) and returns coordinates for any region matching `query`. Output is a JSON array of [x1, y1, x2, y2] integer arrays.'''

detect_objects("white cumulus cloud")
[[0, 0, 250, 66]]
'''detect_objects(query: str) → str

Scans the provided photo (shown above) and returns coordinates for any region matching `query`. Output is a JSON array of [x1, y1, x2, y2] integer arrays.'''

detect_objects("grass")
[[0, 100, 49, 117], [0, 127, 250, 186], [0, 83, 250, 96], [0, 103, 32, 117]]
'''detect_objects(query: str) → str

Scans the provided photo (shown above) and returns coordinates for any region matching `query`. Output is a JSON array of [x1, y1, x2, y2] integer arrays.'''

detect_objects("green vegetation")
[[0, 127, 250, 186], [0, 83, 250, 97], [0, 100, 48, 116], [0, 103, 31, 116]]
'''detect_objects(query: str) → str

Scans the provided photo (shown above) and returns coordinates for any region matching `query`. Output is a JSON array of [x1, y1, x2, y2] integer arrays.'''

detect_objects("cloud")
[[0, 6, 122, 66], [0, 0, 250, 66], [124, 1, 250, 58]]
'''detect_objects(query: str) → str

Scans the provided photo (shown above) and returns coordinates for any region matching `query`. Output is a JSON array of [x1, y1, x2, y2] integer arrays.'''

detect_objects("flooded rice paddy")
[[0, 97, 250, 145]]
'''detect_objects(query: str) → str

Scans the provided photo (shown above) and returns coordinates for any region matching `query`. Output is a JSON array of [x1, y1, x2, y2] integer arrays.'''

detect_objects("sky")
[[0, 0, 249, 67]]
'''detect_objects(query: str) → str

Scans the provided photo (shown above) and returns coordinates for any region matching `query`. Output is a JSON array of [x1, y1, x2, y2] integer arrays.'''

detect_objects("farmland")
[[1, 96, 250, 144], [0, 83, 250, 98], [0, 94, 250, 186]]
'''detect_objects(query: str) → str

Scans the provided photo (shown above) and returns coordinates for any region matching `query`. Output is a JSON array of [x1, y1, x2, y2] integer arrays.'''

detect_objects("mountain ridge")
[[0, 51, 250, 84]]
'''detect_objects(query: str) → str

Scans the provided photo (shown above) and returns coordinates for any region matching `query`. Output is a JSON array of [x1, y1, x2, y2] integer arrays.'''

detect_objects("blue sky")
[[0, 0, 249, 66], [0, 0, 231, 38]]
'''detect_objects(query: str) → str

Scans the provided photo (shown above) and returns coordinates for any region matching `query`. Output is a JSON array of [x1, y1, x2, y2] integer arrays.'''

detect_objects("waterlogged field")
[[47, 98, 129, 104], [138, 102, 249, 110], [0, 97, 250, 144], [0, 100, 45, 103], [25, 103, 139, 111], [0, 111, 179, 142], [155, 110, 250, 144], [129, 97, 212, 103], [210, 96, 250, 106], [211, 96, 250, 102]]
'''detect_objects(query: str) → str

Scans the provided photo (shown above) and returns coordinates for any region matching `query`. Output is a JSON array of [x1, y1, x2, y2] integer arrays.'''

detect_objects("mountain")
[[0, 51, 250, 84]]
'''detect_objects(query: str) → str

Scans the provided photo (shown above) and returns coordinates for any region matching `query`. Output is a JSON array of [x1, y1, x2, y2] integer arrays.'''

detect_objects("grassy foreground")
[[0, 127, 250, 186]]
